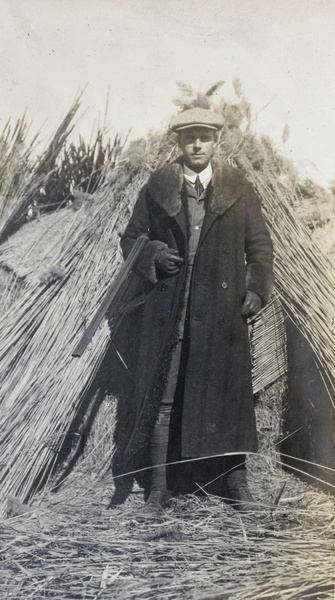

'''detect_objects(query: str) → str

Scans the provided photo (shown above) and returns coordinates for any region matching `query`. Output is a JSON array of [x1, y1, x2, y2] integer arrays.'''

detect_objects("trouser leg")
[[224, 453, 260, 511], [180, 454, 247, 496], [225, 454, 247, 474], [150, 341, 182, 492], [150, 404, 173, 492]]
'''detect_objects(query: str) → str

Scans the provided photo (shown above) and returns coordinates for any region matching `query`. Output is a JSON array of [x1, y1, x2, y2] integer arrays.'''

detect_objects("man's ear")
[[213, 131, 219, 146]]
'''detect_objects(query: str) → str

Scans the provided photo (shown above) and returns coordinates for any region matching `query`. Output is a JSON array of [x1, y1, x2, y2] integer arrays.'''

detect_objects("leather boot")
[[134, 490, 172, 522], [226, 469, 260, 513]]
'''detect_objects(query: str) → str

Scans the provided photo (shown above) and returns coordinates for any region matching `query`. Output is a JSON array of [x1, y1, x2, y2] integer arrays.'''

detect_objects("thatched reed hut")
[[0, 85, 334, 517]]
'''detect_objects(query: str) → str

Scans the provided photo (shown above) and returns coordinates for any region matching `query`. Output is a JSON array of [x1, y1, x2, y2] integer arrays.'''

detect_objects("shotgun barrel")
[[72, 233, 148, 357]]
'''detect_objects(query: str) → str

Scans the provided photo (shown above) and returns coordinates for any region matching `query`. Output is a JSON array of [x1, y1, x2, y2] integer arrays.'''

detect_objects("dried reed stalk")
[[0, 462, 334, 600], [0, 169, 149, 516], [0, 95, 82, 244]]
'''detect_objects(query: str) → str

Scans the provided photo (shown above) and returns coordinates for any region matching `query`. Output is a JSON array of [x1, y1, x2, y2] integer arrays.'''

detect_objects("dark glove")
[[155, 248, 184, 275], [241, 290, 262, 318]]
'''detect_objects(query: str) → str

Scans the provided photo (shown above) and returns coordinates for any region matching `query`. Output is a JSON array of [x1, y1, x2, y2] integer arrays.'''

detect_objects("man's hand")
[[155, 248, 184, 275], [241, 290, 261, 318]]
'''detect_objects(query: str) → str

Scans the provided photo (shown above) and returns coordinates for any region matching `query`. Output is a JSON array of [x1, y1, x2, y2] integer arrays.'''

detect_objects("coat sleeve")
[[120, 185, 168, 284], [244, 182, 274, 306]]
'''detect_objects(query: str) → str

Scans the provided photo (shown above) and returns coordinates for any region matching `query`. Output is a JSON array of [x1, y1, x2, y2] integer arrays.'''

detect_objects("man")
[[112, 107, 274, 518]]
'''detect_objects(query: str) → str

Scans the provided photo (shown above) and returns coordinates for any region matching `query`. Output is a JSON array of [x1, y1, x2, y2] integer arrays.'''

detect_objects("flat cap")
[[170, 107, 224, 132]]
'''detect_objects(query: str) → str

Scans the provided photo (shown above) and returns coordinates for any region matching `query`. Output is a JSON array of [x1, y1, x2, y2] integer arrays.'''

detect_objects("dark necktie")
[[194, 175, 204, 197]]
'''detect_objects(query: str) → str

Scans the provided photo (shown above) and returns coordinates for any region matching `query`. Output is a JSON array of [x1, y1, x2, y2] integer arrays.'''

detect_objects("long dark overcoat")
[[118, 158, 274, 475]]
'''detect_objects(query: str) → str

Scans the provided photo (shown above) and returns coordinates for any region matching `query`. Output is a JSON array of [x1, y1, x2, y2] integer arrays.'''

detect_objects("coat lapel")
[[147, 161, 188, 237], [210, 160, 242, 214], [199, 161, 242, 246], [147, 162, 184, 217]]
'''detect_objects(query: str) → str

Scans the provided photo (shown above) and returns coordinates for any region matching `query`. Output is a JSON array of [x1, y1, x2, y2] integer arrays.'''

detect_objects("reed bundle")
[[249, 166, 335, 401], [0, 168, 149, 517], [249, 296, 287, 394]]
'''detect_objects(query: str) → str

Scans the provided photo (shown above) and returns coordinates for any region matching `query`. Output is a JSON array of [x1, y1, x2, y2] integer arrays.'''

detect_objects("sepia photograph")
[[0, 1, 334, 598]]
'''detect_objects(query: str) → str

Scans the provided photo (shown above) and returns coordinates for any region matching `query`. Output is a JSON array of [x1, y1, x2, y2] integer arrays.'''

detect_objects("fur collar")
[[147, 158, 245, 217]]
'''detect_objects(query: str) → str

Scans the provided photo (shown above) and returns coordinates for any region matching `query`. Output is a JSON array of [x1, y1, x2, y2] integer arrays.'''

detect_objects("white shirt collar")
[[183, 162, 212, 188]]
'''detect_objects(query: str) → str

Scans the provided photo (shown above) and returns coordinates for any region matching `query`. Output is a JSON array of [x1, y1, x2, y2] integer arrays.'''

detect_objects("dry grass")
[[0, 455, 334, 600]]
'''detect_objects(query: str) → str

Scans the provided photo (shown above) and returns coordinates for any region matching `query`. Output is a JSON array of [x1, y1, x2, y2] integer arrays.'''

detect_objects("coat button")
[[161, 283, 168, 291], [224, 247, 231, 254], [158, 318, 165, 326], [221, 281, 228, 289], [218, 317, 225, 325]]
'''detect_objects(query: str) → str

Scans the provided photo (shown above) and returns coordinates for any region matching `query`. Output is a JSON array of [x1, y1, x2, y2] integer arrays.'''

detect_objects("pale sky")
[[1, 0, 334, 187]]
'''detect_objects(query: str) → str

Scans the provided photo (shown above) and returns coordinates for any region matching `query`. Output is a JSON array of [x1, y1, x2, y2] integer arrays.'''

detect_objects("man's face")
[[178, 127, 217, 172]]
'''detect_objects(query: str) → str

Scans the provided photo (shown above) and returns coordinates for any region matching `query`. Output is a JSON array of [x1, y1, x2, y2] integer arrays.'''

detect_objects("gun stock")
[[72, 233, 148, 357]]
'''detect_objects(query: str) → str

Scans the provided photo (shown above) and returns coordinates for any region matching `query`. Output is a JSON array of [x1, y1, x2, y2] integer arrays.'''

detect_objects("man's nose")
[[193, 138, 202, 150]]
